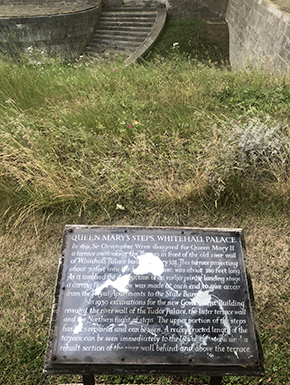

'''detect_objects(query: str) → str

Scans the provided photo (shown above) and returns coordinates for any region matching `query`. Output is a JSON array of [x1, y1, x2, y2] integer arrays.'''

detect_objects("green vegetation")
[[272, 0, 290, 13], [148, 19, 228, 64], [0, 20, 289, 385]]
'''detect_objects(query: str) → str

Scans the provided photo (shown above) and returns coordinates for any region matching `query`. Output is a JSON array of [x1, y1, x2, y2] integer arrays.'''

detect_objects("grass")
[[272, 0, 290, 13], [0, 19, 289, 385], [2, 54, 290, 222]]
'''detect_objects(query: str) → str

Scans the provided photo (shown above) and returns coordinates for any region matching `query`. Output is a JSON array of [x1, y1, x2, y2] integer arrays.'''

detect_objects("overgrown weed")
[[1, 52, 290, 227], [148, 19, 228, 65]]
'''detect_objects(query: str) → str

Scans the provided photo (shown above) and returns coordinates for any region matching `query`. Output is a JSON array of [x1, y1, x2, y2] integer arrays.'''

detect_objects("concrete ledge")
[[125, 7, 167, 65]]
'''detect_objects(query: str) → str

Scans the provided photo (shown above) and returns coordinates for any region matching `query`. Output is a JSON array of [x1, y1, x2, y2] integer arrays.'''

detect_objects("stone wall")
[[226, 0, 290, 70], [0, 0, 101, 59], [102, 0, 228, 20], [167, 0, 228, 20]]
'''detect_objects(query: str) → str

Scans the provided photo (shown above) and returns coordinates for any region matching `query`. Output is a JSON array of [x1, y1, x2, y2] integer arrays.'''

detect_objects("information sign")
[[44, 226, 264, 377]]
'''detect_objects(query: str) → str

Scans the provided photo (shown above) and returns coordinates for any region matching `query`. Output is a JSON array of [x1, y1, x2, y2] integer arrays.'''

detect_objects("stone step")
[[99, 17, 155, 24], [102, 10, 156, 17], [86, 45, 134, 53], [86, 44, 129, 51], [88, 38, 140, 47], [99, 22, 154, 30], [92, 34, 146, 42], [83, 6, 167, 63], [94, 29, 148, 37], [102, 7, 157, 13], [96, 25, 152, 32], [87, 37, 140, 46], [101, 16, 156, 22]]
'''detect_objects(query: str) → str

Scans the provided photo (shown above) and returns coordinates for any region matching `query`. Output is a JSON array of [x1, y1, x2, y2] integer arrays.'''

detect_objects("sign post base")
[[209, 377, 222, 385], [83, 375, 95, 385]]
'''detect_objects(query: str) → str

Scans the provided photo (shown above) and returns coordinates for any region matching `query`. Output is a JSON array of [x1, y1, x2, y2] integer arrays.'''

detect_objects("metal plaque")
[[44, 226, 264, 376]]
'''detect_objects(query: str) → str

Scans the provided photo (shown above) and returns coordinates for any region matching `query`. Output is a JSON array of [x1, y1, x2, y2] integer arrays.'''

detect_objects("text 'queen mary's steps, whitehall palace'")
[[84, 6, 167, 64]]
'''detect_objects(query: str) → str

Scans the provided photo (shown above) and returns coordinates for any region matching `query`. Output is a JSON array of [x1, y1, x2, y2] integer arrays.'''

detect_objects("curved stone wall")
[[226, 0, 290, 70], [0, 0, 101, 59], [0, 0, 96, 5]]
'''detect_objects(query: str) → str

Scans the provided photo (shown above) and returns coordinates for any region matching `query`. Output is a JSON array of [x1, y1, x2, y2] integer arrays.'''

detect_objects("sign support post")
[[209, 377, 222, 385], [83, 374, 95, 385]]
